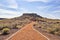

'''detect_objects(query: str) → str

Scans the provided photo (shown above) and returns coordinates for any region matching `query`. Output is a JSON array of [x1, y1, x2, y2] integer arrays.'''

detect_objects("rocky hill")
[[13, 13, 43, 20]]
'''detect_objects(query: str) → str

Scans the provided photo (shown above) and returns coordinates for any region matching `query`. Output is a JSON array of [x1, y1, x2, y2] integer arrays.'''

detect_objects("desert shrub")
[[46, 27, 59, 34], [33, 24, 36, 26], [54, 31, 60, 36], [0, 24, 4, 30], [0, 24, 11, 30], [12, 24, 18, 29], [0, 27, 3, 30], [0, 26, 7, 30], [45, 27, 55, 34], [2, 26, 8, 29], [2, 28, 10, 35], [17, 25, 23, 29], [46, 28, 52, 32]]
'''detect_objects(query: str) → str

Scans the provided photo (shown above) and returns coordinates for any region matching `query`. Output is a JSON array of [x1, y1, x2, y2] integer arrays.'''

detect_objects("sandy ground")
[[7, 22, 48, 40]]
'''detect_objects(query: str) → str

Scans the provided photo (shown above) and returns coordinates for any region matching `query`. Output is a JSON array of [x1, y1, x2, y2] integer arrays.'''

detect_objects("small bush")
[[2, 28, 10, 35], [13, 24, 18, 29], [0, 27, 3, 30], [16, 25, 22, 29], [54, 31, 60, 36]]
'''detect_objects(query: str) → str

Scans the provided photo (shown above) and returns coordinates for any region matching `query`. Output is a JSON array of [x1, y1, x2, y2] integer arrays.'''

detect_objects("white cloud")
[[47, 13, 60, 19], [36, 6, 59, 19], [0, 15, 17, 18], [46, 14, 57, 19], [37, 6, 47, 11], [24, 0, 49, 2], [0, 9, 19, 14], [0, 9, 21, 18], [6, 0, 18, 9], [20, 8, 37, 13], [0, 4, 4, 6], [53, 10, 60, 13]]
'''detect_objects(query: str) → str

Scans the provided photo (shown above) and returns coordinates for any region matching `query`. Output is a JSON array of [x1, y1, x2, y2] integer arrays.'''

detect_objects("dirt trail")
[[7, 22, 49, 40]]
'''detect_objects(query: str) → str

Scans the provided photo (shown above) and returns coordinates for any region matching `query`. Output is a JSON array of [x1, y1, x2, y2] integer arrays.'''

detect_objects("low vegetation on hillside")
[[0, 14, 31, 40], [34, 18, 60, 36]]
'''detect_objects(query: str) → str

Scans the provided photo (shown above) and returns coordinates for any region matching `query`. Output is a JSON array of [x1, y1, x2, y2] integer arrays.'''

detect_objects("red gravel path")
[[7, 22, 48, 40]]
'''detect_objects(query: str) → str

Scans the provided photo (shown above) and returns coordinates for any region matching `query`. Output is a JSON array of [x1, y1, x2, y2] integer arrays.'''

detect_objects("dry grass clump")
[[2, 27, 10, 35]]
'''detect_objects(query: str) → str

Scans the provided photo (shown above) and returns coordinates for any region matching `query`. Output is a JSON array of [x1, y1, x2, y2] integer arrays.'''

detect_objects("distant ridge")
[[0, 18, 6, 20], [13, 13, 43, 20], [23, 13, 43, 18]]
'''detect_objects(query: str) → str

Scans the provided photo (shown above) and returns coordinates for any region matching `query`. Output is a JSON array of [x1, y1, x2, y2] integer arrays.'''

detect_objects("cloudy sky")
[[0, 0, 60, 19]]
